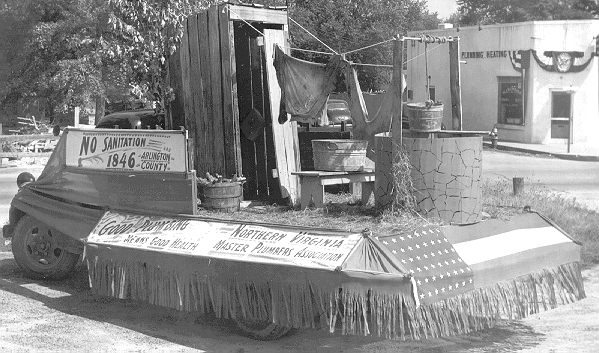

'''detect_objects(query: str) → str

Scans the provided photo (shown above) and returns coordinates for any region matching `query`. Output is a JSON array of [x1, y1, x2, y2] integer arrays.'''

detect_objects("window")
[[552, 92, 571, 118], [551, 91, 572, 139], [497, 77, 523, 125], [428, 86, 436, 102]]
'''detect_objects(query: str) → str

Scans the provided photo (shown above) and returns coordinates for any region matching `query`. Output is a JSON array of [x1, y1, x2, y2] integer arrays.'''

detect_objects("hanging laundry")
[[348, 64, 406, 161], [273, 45, 346, 124]]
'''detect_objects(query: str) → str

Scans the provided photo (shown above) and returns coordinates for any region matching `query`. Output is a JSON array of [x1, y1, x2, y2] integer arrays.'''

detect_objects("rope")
[[225, 5, 264, 37], [279, 45, 334, 56], [405, 43, 443, 64], [352, 62, 392, 68], [342, 38, 396, 55], [289, 17, 339, 55]]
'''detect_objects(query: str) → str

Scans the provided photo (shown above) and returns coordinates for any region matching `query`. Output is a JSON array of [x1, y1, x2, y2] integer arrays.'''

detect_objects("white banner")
[[87, 211, 362, 270], [65, 129, 187, 173]]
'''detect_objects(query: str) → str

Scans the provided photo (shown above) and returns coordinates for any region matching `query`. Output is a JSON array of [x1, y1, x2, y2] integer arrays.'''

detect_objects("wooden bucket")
[[406, 102, 443, 132], [200, 182, 242, 212], [311, 139, 368, 171]]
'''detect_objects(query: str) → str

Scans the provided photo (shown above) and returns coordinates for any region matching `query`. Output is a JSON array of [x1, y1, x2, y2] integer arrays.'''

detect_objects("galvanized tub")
[[311, 139, 368, 172], [406, 102, 443, 132]]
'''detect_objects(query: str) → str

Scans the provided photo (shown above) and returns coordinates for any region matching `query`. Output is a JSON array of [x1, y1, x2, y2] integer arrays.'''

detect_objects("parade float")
[[2, 3, 586, 342], [3, 124, 585, 340]]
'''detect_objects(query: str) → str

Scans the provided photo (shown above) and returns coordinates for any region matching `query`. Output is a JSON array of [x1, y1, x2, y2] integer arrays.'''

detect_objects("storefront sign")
[[461, 50, 511, 59], [87, 211, 362, 270], [65, 129, 187, 173]]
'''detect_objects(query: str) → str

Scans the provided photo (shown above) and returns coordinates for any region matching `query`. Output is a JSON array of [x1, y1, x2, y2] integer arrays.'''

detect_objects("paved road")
[[482, 150, 599, 211], [1, 151, 598, 225], [0, 165, 45, 225]]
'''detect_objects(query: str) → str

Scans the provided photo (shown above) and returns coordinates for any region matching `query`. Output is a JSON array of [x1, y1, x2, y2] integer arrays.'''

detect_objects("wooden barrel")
[[200, 182, 243, 212], [406, 102, 443, 132], [311, 139, 368, 172]]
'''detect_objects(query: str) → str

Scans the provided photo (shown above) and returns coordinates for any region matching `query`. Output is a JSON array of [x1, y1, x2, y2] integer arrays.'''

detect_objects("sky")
[[427, 0, 459, 20]]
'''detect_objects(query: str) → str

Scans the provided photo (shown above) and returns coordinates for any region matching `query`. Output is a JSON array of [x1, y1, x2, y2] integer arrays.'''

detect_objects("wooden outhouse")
[[168, 3, 300, 204]]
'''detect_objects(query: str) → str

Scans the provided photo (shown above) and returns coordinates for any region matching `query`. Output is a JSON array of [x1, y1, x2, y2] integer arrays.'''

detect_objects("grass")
[[198, 177, 599, 268], [482, 178, 599, 268]]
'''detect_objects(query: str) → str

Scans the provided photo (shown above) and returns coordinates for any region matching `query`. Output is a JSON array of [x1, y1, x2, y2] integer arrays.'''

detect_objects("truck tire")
[[11, 215, 80, 280], [232, 316, 294, 341]]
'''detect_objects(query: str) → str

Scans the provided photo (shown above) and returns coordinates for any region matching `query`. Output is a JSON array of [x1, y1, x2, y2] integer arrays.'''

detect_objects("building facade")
[[407, 20, 599, 145]]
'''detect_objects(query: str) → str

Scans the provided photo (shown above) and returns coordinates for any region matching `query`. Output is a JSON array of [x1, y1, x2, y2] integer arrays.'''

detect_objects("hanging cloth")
[[347, 64, 406, 161], [273, 45, 346, 124]]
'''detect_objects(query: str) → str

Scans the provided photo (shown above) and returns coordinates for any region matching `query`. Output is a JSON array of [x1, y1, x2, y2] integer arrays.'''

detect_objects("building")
[[406, 20, 599, 145]]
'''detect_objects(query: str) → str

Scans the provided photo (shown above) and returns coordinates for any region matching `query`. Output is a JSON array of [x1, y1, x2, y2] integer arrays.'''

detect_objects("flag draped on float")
[[376, 214, 584, 338]]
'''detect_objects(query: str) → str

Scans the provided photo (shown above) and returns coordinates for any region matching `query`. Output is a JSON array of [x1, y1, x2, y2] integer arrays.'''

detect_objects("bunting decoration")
[[531, 49, 594, 73], [508, 50, 530, 122]]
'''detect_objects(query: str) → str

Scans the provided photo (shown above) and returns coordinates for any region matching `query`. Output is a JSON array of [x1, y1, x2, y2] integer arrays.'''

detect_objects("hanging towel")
[[273, 45, 346, 124], [347, 64, 406, 161]]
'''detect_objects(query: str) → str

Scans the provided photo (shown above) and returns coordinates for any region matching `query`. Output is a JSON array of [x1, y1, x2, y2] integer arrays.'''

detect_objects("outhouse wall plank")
[[227, 5, 287, 25], [197, 12, 213, 175], [187, 16, 204, 172], [187, 15, 205, 173], [208, 6, 226, 174], [219, 5, 242, 177], [179, 22, 195, 170]]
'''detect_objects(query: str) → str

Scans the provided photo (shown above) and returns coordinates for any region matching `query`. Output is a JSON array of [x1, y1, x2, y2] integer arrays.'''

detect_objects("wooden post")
[[74, 107, 80, 128], [513, 177, 524, 195], [391, 38, 404, 154], [449, 37, 463, 131], [390, 37, 404, 208]]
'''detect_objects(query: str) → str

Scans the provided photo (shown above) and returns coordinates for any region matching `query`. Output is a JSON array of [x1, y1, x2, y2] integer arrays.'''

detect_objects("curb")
[[482, 142, 599, 162]]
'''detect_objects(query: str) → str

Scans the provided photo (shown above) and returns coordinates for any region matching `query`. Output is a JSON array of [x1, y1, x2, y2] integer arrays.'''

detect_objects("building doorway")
[[551, 91, 572, 139]]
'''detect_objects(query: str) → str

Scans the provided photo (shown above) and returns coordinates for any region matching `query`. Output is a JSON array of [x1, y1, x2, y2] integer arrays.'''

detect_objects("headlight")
[[17, 172, 36, 188]]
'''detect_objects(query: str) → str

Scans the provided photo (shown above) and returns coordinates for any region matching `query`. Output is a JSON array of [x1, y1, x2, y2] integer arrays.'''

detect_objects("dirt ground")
[[1, 243, 598, 353]]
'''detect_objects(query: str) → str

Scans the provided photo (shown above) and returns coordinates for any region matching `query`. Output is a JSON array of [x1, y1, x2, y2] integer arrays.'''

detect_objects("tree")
[[107, 0, 217, 128], [457, 0, 599, 26], [0, 0, 138, 124]]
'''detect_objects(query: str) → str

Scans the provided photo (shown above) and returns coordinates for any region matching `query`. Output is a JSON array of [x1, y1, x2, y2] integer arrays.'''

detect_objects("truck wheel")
[[232, 316, 294, 341], [11, 215, 80, 280]]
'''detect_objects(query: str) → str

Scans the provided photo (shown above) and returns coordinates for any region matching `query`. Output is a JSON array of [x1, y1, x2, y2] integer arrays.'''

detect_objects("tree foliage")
[[107, 0, 216, 119], [457, 0, 599, 26], [287, 0, 437, 91], [2, 0, 437, 123], [0, 0, 135, 121]]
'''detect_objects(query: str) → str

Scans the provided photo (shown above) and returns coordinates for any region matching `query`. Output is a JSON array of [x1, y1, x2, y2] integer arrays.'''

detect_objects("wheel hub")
[[26, 226, 61, 265]]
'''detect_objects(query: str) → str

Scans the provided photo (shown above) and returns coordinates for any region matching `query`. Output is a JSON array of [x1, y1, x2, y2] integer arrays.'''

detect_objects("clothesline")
[[288, 17, 339, 55], [226, 7, 444, 70], [225, 5, 264, 37]]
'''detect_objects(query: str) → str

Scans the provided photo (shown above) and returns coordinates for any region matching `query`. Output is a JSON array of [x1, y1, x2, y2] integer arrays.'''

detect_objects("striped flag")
[[444, 211, 580, 289], [379, 211, 581, 305]]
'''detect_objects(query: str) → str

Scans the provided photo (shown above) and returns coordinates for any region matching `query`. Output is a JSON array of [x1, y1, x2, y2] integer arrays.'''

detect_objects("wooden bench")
[[292, 170, 375, 209]]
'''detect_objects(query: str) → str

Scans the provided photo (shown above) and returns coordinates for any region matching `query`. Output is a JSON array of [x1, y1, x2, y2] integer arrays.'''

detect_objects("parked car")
[[326, 99, 352, 125], [95, 109, 165, 129]]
